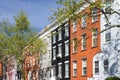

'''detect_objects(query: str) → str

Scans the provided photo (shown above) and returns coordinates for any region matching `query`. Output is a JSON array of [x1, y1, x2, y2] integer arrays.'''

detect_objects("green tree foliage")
[[0, 11, 46, 65], [105, 76, 120, 80], [49, 0, 120, 26]]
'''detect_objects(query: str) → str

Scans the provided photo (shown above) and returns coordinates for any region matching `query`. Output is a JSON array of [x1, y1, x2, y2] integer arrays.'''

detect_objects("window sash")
[[65, 42, 69, 56], [73, 20, 77, 32], [81, 15, 86, 28], [58, 30, 62, 40], [95, 61, 99, 74], [58, 65, 62, 78], [73, 39, 77, 53], [65, 63, 69, 77], [104, 59, 108, 72], [82, 35, 86, 50], [53, 48, 56, 60], [73, 61, 77, 76], [92, 8, 98, 22], [65, 26, 69, 37]]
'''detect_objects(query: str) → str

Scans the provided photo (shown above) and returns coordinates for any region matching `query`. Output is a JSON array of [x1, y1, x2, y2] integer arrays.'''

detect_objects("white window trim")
[[64, 40, 69, 56], [53, 46, 56, 60], [73, 20, 77, 33], [58, 29, 62, 41], [52, 32, 56, 43], [82, 58, 87, 76], [73, 61, 77, 76], [64, 61, 69, 78], [58, 63, 62, 78]]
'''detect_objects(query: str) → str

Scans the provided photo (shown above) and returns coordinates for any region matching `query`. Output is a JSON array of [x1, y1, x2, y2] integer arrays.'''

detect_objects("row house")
[[51, 22, 70, 80], [89, 0, 120, 80], [70, 4, 101, 80], [38, 0, 120, 80], [23, 46, 40, 80], [38, 21, 58, 80]]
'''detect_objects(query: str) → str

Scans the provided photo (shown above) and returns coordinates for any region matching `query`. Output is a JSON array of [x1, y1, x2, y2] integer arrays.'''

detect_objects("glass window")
[[81, 34, 86, 50], [82, 58, 87, 75], [30, 59, 33, 67], [53, 47, 56, 60], [94, 61, 99, 74], [65, 41, 69, 56], [58, 64, 62, 78], [73, 20, 77, 32], [105, 23, 111, 41], [92, 28, 98, 47], [65, 24, 69, 37], [104, 59, 108, 73], [73, 38, 77, 53], [52, 32, 56, 43], [65, 62, 69, 78], [58, 29, 62, 40], [81, 15, 86, 28], [92, 8, 98, 23], [73, 61, 77, 76], [58, 44, 62, 58]]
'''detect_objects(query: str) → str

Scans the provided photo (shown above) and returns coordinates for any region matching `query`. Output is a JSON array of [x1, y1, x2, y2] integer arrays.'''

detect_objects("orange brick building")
[[23, 46, 40, 80], [70, 7, 101, 80]]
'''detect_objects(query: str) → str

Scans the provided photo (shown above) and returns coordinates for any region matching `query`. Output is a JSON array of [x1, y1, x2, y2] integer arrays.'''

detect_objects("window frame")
[[81, 34, 86, 50], [73, 61, 77, 76], [82, 58, 87, 76], [65, 61, 69, 78]]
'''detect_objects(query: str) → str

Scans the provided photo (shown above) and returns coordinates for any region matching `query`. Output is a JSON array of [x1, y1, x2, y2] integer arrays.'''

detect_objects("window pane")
[[65, 42, 69, 56], [95, 61, 99, 74], [65, 63, 69, 77]]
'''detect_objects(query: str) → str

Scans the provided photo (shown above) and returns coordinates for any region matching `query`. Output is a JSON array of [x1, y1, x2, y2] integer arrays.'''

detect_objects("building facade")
[[89, 0, 120, 80], [52, 22, 70, 80], [38, 21, 58, 80], [70, 5, 101, 80]]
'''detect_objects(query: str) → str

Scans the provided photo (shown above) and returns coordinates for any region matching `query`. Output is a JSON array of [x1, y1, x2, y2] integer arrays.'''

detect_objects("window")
[[52, 32, 56, 43], [105, 0, 111, 14], [65, 61, 69, 78], [81, 34, 86, 50], [65, 24, 69, 37], [92, 28, 98, 47], [73, 38, 77, 53], [65, 40, 69, 56], [104, 59, 108, 73], [94, 61, 99, 74], [73, 61, 77, 76], [48, 50, 51, 60], [53, 67, 56, 77], [92, 8, 98, 23], [30, 59, 33, 67], [81, 15, 86, 28], [82, 58, 87, 75], [105, 24, 111, 41], [58, 63, 62, 78], [53, 47, 56, 60], [73, 20, 77, 32], [58, 29, 62, 40], [58, 44, 62, 58]]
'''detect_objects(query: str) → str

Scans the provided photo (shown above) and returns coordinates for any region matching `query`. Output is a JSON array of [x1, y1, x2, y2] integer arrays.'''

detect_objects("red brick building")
[[70, 7, 101, 80]]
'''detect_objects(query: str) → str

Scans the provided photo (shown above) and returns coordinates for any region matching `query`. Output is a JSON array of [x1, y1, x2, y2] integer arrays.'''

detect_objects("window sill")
[[72, 31, 77, 34], [91, 20, 98, 24], [81, 49, 86, 52], [81, 74, 87, 77], [73, 52, 77, 54], [72, 75, 77, 78], [80, 26, 86, 29], [91, 45, 98, 49], [65, 76, 69, 78]]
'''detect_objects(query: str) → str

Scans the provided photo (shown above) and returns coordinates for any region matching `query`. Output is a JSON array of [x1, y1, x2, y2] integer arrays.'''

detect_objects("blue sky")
[[0, 0, 58, 32]]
